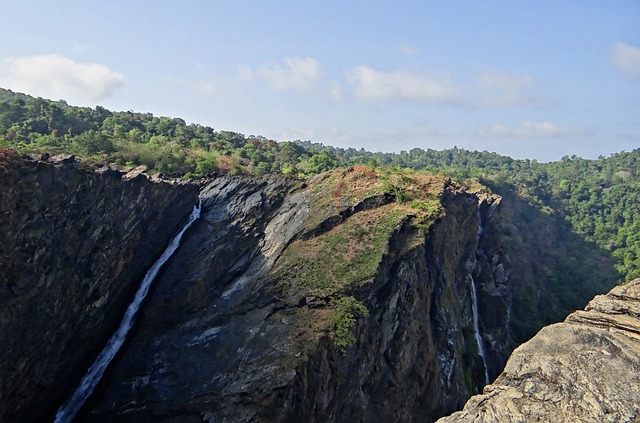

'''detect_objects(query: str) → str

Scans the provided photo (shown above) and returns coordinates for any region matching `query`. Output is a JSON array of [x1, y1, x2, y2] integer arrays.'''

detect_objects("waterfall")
[[471, 277, 490, 385], [54, 201, 201, 423]]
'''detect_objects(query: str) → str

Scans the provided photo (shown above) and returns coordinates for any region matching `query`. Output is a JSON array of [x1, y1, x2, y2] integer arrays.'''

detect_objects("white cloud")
[[236, 64, 253, 81], [197, 81, 216, 96], [399, 44, 418, 56], [238, 56, 321, 92], [72, 43, 89, 52], [476, 123, 511, 137], [477, 71, 543, 108], [0, 54, 124, 103], [166, 76, 216, 96], [612, 42, 640, 79], [410, 119, 454, 138], [476, 121, 586, 138], [345, 66, 463, 103], [327, 127, 353, 144], [280, 126, 315, 140], [328, 80, 343, 100]]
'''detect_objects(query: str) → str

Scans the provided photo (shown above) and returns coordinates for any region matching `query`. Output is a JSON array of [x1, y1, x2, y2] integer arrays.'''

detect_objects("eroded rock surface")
[[81, 174, 511, 422], [437, 279, 640, 423], [0, 151, 199, 422]]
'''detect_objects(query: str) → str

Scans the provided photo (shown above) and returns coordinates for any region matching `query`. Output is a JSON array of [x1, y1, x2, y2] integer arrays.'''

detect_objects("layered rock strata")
[[437, 279, 640, 423], [0, 151, 198, 422]]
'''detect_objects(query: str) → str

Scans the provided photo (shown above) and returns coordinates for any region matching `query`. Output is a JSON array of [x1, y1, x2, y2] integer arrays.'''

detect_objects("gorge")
[[79, 170, 510, 422], [0, 148, 635, 422]]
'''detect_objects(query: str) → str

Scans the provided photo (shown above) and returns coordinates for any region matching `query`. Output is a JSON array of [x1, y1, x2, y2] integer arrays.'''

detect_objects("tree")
[[71, 130, 114, 155]]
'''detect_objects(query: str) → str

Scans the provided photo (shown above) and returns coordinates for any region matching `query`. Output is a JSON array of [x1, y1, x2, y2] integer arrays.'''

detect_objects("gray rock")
[[0, 154, 198, 422], [81, 178, 511, 423], [437, 279, 640, 423]]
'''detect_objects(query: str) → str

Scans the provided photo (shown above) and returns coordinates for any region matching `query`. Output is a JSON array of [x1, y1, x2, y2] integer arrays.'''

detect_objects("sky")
[[1, 1, 639, 162]]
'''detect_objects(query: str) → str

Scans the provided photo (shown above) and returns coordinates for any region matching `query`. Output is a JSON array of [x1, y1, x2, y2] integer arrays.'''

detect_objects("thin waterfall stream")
[[471, 277, 490, 385], [54, 201, 202, 423]]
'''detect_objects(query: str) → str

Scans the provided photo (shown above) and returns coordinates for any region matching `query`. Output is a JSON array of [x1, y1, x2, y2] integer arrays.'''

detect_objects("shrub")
[[329, 296, 369, 352]]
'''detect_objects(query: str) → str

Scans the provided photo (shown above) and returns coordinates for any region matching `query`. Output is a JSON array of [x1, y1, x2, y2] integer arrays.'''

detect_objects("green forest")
[[1, 87, 639, 286]]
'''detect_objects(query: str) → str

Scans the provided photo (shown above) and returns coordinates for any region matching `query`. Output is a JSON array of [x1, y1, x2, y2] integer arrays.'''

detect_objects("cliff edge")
[[437, 279, 640, 423], [0, 149, 199, 422]]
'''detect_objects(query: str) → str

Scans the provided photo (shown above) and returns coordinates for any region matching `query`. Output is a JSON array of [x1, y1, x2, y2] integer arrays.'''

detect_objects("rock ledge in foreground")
[[437, 279, 640, 423]]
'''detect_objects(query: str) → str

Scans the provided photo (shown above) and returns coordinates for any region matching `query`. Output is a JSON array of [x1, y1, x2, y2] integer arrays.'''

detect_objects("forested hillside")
[[1, 87, 638, 283]]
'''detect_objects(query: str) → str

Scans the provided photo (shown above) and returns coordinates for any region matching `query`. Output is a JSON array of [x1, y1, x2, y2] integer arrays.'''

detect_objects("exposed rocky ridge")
[[0, 150, 199, 422], [80, 173, 511, 422], [437, 279, 640, 423]]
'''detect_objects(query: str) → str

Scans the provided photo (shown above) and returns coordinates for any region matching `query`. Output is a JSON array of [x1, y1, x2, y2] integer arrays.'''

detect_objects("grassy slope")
[[273, 167, 446, 299]]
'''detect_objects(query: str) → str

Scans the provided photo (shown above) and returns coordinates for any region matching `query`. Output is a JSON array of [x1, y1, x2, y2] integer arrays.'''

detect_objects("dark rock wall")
[[2, 153, 625, 423], [0, 156, 198, 422], [474, 194, 511, 380], [80, 176, 304, 422], [276, 189, 510, 422], [81, 179, 510, 422]]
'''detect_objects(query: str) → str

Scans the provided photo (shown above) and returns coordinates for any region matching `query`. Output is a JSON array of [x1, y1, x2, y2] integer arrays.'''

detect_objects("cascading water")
[[54, 201, 202, 423], [471, 277, 490, 385]]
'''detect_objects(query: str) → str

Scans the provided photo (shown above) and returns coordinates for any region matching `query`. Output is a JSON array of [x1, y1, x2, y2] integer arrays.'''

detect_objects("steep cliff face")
[[437, 279, 640, 423], [80, 170, 511, 422], [273, 189, 510, 422], [0, 149, 199, 422]]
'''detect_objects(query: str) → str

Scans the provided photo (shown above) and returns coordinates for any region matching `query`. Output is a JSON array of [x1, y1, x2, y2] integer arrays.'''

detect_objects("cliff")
[[0, 149, 199, 422], [79, 169, 511, 422], [437, 279, 640, 423], [3, 153, 626, 423]]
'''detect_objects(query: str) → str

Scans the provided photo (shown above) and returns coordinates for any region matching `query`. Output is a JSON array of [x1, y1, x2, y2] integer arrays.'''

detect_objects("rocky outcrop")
[[80, 174, 511, 422], [437, 279, 640, 423], [272, 188, 510, 422], [0, 150, 199, 422]]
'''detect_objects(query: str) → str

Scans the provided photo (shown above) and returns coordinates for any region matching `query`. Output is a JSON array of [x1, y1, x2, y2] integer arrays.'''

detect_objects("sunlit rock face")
[[80, 173, 510, 423], [0, 151, 198, 422], [437, 279, 640, 423]]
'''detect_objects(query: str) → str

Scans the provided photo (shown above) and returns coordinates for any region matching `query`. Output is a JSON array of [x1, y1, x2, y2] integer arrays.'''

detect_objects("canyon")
[[0, 149, 634, 422], [79, 172, 510, 422]]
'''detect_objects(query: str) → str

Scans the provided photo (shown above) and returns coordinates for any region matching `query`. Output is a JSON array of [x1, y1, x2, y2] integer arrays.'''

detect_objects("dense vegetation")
[[1, 87, 638, 295]]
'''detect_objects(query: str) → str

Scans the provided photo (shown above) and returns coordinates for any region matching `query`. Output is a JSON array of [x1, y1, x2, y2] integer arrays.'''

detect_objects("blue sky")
[[1, 1, 639, 162]]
